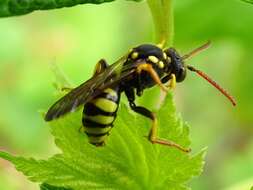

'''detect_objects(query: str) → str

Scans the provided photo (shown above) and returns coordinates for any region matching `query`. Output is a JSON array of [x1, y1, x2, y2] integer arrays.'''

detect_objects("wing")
[[45, 55, 142, 121]]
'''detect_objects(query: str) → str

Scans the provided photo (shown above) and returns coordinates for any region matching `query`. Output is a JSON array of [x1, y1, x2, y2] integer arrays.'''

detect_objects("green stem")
[[143, 0, 174, 110], [147, 0, 174, 48]]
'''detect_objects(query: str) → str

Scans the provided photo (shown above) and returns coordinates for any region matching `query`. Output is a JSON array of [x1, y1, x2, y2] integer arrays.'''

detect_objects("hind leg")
[[125, 88, 191, 153], [93, 59, 109, 76], [61, 59, 109, 93]]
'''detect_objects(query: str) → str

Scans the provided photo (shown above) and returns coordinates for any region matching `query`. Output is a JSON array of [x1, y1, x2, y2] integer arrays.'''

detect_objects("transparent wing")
[[45, 55, 141, 121]]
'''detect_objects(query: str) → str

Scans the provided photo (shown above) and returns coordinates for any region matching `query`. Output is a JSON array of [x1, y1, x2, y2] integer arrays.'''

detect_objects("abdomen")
[[82, 86, 120, 146]]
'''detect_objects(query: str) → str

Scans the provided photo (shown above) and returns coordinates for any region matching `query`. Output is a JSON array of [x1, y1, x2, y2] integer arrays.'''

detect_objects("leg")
[[125, 88, 190, 153], [137, 64, 168, 93], [61, 87, 74, 92], [52, 82, 73, 93], [130, 102, 190, 152], [93, 59, 109, 76], [161, 74, 176, 90], [58, 59, 109, 93]]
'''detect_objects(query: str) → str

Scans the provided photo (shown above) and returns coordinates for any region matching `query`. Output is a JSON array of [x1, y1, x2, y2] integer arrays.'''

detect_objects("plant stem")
[[145, 0, 174, 109], [147, 0, 174, 48]]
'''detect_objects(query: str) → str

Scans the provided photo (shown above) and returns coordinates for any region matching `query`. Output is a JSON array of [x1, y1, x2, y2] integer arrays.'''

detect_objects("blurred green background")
[[0, 0, 252, 189]]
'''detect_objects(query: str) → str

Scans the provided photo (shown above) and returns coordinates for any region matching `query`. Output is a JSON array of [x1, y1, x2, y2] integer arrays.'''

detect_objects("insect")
[[45, 42, 236, 153]]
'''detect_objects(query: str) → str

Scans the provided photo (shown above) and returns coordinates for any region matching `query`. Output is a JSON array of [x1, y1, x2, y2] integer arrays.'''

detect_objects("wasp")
[[45, 42, 236, 153]]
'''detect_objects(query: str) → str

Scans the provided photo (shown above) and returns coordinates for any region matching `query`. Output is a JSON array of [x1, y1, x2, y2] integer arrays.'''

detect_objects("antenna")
[[187, 65, 236, 106], [182, 41, 211, 60]]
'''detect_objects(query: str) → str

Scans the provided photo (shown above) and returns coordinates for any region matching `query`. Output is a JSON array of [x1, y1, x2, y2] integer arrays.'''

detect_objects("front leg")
[[137, 63, 168, 93], [61, 87, 73, 92], [161, 74, 176, 90], [124, 88, 191, 153]]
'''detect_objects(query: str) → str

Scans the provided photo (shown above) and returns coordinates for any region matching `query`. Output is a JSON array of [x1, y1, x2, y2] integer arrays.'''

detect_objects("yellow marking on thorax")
[[148, 55, 159, 63], [167, 56, 171, 63], [158, 61, 164, 69], [131, 52, 139, 59], [129, 48, 133, 53], [85, 115, 115, 125], [103, 88, 118, 97], [163, 52, 167, 59], [92, 97, 118, 113]]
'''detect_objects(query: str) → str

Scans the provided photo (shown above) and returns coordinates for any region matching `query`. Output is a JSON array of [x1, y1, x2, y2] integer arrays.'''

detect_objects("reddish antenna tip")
[[187, 65, 237, 107]]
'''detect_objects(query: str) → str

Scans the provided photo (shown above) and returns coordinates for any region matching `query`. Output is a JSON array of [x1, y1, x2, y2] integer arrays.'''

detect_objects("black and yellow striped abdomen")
[[82, 87, 120, 146]]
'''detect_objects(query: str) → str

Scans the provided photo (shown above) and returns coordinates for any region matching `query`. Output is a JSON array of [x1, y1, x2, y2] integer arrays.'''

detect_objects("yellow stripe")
[[92, 98, 118, 113], [85, 126, 112, 135], [103, 88, 118, 97], [85, 115, 115, 125]]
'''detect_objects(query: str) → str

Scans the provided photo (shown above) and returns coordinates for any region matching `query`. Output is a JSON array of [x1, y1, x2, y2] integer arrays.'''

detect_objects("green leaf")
[[241, 0, 253, 4], [0, 0, 142, 17], [0, 94, 206, 190], [147, 0, 174, 47]]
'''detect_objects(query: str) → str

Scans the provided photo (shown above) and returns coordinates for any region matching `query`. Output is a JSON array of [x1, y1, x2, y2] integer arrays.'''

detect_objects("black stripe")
[[85, 131, 109, 137], [97, 92, 119, 103], [83, 102, 117, 116], [82, 118, 113, 128]]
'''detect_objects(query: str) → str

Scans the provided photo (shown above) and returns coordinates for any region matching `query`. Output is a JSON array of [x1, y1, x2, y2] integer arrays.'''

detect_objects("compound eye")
[[176, 67, 186, 82]]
